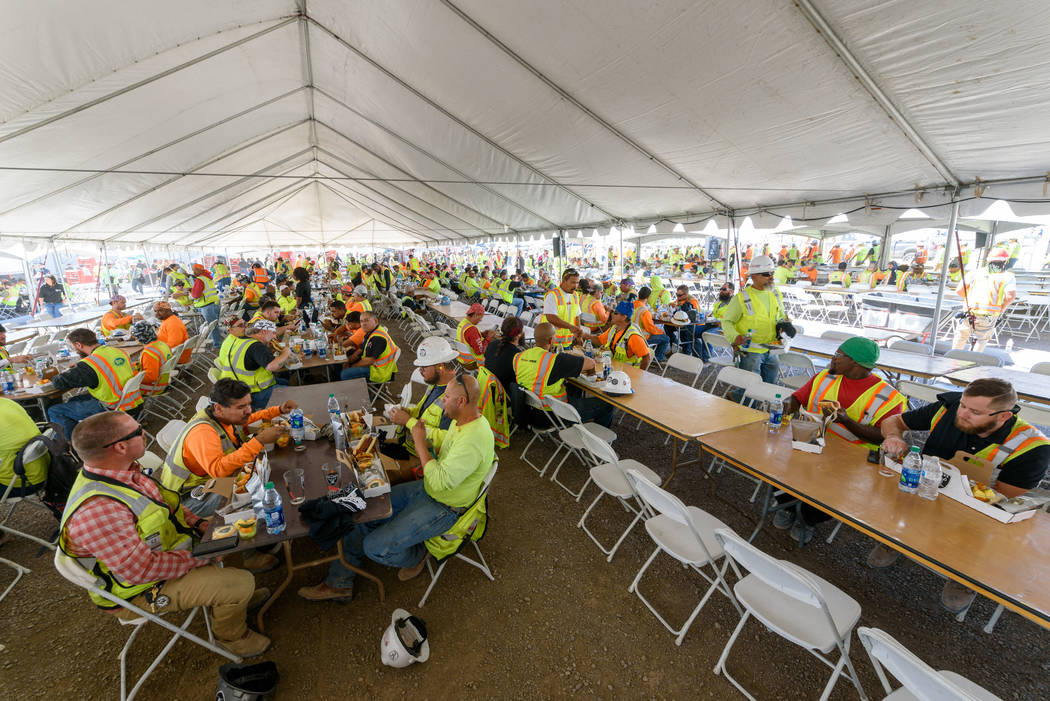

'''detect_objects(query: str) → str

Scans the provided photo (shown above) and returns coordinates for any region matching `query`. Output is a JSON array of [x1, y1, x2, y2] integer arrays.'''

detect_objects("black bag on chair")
[[14, 423, 83, 520]]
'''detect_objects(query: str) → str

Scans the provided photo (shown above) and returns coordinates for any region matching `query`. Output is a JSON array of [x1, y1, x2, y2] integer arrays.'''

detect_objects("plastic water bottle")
[[918, 456, 942, 501], [768, 393, 783, 432], [899, 446, 922, 494], [1, 369, 14, 393], [583, 339, 594, 358], [261, 481, 286, 535], [289, 408, 305, 444], [318, 341, 327, 359], [1005, 338, 1014, 354]]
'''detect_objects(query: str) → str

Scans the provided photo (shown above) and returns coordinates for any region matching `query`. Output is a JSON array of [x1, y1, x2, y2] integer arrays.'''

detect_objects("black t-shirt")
[[294, 280, 312, 305], [363, 331, 387, 360], [902, 392, 1050, 489], [485, 341, 522, 394], [243, 339, 275, 372], [549, 352, 585, 385]]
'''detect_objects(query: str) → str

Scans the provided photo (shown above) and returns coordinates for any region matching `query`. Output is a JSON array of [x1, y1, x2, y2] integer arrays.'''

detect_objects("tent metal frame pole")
[[318, 165, 448, 243], [20, 240, 36, 318], [140, 243, 156, 289], [181, 177, 317, 246], [930, 198, 961, 353]]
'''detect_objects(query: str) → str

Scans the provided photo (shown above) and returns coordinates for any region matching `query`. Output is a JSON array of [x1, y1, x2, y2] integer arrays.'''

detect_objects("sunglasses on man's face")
[[103, 426, 145, 449]]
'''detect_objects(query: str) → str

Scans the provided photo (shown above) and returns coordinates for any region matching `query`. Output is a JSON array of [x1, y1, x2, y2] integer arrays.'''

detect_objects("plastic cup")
[[284, 468, 306, 505], [321, 462, 341, 491]]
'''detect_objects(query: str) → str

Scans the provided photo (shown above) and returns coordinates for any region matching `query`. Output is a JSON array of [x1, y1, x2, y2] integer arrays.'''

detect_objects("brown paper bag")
[[791, 418, 821, 444]]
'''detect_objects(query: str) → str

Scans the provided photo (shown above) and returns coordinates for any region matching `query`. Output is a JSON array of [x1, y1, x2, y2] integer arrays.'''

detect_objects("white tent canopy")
[[3, 0, 1050, 249]]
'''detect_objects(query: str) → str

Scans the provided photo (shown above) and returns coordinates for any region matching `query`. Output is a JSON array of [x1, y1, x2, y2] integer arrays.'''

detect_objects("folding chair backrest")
[[578, 424, 619, 465], [54, 549, 103, 591], [177, 336, 199, 363], [399, 383, 414, 407], [157, 419, 188, 453], [898, 380, 942, 407], [519, 311, 534, 326], [625, 469, 689, 526], [545, 395, 582, 426], [1030, 362, 1050, 377], [1018, 402, 1050, 431], [481, 459, 498, 493], [32, 343, 63, 357], [944, 349, 1003, 367], [435, 322, 453, 337], [714, 528, 824, 609], [857, 627, 990, 701], [778, 351, 814, 373], [743, 381, 785, 408], [665, 352, 703, 377], [117, 372, 145, 406], [820, 330, 854, 341], [702, 331, 734, 351], [195, 396, 210, 412], [889, 339, 932, 355], [716, 366, 761, 395], [522, 388, 547, 412]]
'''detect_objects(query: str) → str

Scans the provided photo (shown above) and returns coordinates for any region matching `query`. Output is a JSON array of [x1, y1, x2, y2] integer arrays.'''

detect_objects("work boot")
[[219, 630, 271, 658], [941, 580, 977, 613], [790, 520, 814, 546], [398, 551, 429, 582], [247, 587, 271, 610], [297, 582, 354, 602], [772, 509, 795, 530], [866, 543, 900, 569], [242, 553, 279, 574]]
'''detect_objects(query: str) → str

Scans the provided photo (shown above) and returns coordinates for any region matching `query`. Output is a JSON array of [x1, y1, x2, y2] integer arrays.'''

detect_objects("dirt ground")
[[2, 321, 1049, 700]]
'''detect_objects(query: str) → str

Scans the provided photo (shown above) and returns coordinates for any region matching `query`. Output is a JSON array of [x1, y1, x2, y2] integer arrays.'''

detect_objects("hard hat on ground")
[[216, 661, 279, 701], [414, 336, 458, 366], [381, 608, 430, 668]]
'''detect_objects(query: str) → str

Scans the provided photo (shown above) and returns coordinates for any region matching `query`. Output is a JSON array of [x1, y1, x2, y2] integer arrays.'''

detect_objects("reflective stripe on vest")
[[735, 287, 783, 352], [609, 325, 645, 366], [367, 326, 398, 383], [930, 407, 1050, 469], [543, 288, 581, 346], [193, 274, 218, 307], [140, 340, 172, 394], [59, 471, 192, 608], [158, 408, 240, 493], [82, 346, 141, 410], [477, 367, 510, 448], [805, 370, 906, 449], [456, 318, 482, 364], [513, 347, 566, 400], [220, 337, 274, 392]]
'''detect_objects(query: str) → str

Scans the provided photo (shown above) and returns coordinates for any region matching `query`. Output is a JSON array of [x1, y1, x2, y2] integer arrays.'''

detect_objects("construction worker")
[[348, 285, 372, 314], [251, 263, 269, 285], [720, 255, 786, 384], [241, 276, 265, 315], [777, 337, 906, 544], [276, 285, 298, 315], [773, 258, 792, 286], [130, 321, 172, 397], [190, 263, 222, 349], [249, 299, 296, 335], [946, 259, 963, 284], [47, 328, 143, 439], [455, 303, 495, 367], [218, 319, 290, 410], [648, 275, 672, 306], [213, 257, 231, 292], [615, 277, 636, 304], [829, 243, 843, 265], [541, 268, 583, 350], [516, 322, 608, 425], [596, 302, 651, 370], [952, 249, 1015, 351], [339, 311, 398, 383], [858, 261, 881, 288], [386, 337, 457, 458], [829, 262, 851, 287], [101, 295, 141, 337], [1007, 238, 1021, 270], [631, 287, 670, 362], [154, 301, 192, 363], [577, 279, 608, 333]]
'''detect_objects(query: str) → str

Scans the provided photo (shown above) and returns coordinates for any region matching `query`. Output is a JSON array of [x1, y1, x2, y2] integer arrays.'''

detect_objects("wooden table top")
[[945, 366, 1050, 404], [570, 361, 767, 440], [701, 422, 1050, 630], [201, 380, 392, 553], [787, 335, 974, 379]]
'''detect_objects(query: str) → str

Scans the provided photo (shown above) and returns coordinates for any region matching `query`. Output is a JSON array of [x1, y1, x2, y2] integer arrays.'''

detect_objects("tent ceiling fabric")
[[2, 0, 1049, 248]]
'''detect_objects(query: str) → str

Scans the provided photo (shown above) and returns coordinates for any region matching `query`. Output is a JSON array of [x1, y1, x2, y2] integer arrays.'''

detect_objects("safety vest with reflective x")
[[804, 370, 907, 450], [82, 345, 142, 411], [513, 346, 566, 401], [217, 336, 275, 392], [59, 469, 193, 609], [931, 407, 1050, 469], [157, 408, 243, 493]]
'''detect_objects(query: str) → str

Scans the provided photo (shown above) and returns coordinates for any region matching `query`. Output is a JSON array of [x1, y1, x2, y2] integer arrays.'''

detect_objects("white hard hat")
[[671, 310, 692, 325], [749, 255, 775, 275], [353, 285, 369, 297], [603, 370, 633, 393], [380, 608, 430, 668], [414, 336, 458, 366]]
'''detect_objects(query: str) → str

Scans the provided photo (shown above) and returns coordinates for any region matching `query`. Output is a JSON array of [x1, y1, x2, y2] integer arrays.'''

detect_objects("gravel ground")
[[1, 320, 1049, 700]]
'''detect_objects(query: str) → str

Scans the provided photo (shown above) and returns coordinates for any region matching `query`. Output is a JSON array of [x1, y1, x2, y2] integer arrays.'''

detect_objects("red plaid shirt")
[[63, 465, 208, 585]]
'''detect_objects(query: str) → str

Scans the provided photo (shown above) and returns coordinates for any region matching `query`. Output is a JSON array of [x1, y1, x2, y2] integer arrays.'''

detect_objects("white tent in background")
[[2, 0, 1050, 251]]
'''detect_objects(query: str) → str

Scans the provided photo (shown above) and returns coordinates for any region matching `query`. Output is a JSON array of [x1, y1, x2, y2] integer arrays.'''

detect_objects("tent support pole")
[[929, 198, 961, 353], [980, 221, 999, 268], [20, 240, 36, 318], [141, 243, 156, 289]]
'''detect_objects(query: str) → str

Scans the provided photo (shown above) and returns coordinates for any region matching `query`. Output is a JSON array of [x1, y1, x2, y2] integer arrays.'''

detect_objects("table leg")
[[748, 484, 774, 543], [337, 540, 385, 603], [256, 541, 295, 633], [663, 437, 680, 487]]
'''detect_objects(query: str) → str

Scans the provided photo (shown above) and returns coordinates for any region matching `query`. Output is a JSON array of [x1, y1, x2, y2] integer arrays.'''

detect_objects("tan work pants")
[[952, 314, 996, 351], [113, 565, 255, 641]]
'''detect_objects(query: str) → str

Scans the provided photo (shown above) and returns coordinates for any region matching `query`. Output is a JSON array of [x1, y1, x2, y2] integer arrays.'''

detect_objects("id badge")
[[144, 532, 162, 551]]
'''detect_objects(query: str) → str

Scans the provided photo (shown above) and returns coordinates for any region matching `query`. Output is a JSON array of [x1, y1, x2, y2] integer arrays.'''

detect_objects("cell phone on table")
[[192, 533, 240, 558], [867, 449, 880, 464]]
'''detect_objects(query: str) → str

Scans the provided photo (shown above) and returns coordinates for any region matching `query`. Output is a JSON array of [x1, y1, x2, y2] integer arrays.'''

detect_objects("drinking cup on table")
[[321, 462, 341, 491], [284, 468, 306, 505]]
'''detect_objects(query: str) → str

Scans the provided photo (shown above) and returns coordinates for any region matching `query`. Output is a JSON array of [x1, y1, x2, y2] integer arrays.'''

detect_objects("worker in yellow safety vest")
[[455, 303, 495, 367], [340, 312, 399, 383], [952, 249, 1016, 351], [541, 268, 583, 349], [218, 319, 290, 410], [387, 336, 457, 458], [720, 255, 788, 384]]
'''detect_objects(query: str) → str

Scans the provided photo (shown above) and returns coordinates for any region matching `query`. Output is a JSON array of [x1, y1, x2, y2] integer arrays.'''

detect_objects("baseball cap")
[[614, 301, 634, 317], [467, 303, 486, 315], [620, 278, 633, 286], [838, 336, 879, 369]]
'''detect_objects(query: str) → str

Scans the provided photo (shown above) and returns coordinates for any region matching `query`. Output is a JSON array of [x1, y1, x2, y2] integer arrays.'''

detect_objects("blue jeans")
[[508, 297, 525, 316], [216, 277, 231, 292], [251, 386, 274, 411], [692, 323, 721, 361], [197, 302, 222, 348], [181, 490, 224, 518], [44, 303, 63, 318], [326, 480, 460, 588], [48, 395, 107, 441], [648, 332, 670, 361], [340, 366, 371, 381], [737, 350, 780, 383]]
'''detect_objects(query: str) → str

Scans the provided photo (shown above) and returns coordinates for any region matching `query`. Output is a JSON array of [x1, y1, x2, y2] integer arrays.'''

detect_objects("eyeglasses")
[[102, 425, 145, 449], [958, 402, 1018, 418], [452, 369, 477, 405], [753, 272, 772, 278]]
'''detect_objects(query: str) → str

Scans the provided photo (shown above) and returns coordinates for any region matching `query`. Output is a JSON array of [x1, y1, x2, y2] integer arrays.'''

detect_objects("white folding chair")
[[889, 339, 932, 355], [0, 426, 59, 553], [857, 627, 1003, 701], [496, 303, 510, 317], [1030, 361, 1050, 376], [156, 419, 188, 454], [114, 372, 145, 415], [713, 528, 868, 701], [576, 428, 661, 562], [662, 352, 705, 388], [700, 332, 736, 391], [712, 365, 761, 400], [778, 351, 817, 389], [518, 389, 559, 474], [25, 335, 50, 351], [898, 380, 942, 409], [367, 348, 401, 409], [625, 470, 742, 646], [545, 396, 616, 499], [418, 460, 498, 607], [944, 349, 1003, 367], [820, 330, 855, 342], [54, 551, 239, 701]]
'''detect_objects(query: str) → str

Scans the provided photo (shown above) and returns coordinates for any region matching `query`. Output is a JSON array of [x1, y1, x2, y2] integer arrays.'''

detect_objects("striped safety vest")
[[607, 324, 646, 366], [364, 326, 398, 383], [217, 336, 275, 392], [82, 346, 142, 410], [513, 346, 566, 400], [139, 340, 172, 395], [542, 287, 582, 348], [804, 370, 906, 450], [477, 366, 510, 449], [456, 318, 484, 365], [930, 406, 1050, 470], [157, 408, 243, 493], [192, 274, 218, 307]]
